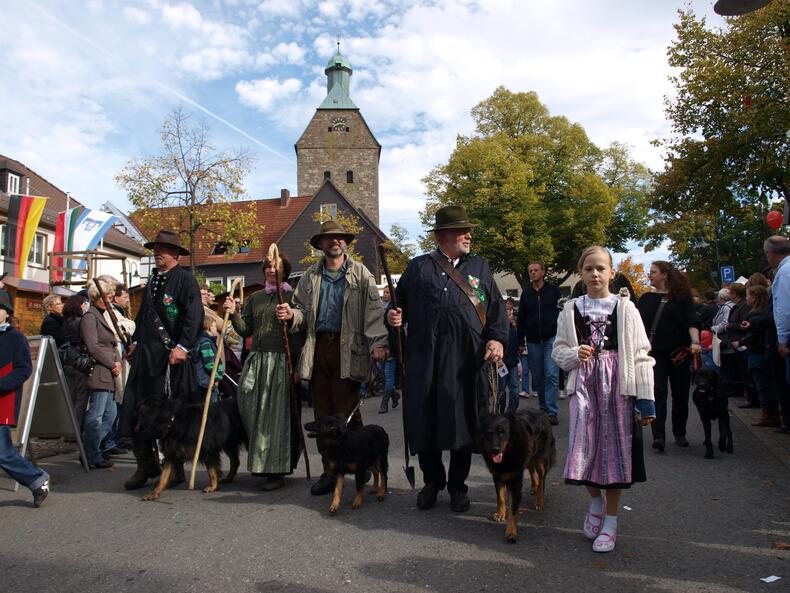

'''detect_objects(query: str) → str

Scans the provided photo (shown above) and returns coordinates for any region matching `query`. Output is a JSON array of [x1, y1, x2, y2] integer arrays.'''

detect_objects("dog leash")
[[487, 362, 498, 415], [345, 361, 377, 425]]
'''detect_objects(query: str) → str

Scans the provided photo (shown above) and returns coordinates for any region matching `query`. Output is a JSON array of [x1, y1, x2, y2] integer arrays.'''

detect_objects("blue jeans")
[[748, 353, 775, 411], [82, 390, 117, 464], [0, 425, 48, 491], [519, 354, 530, 393], [498, 364, 519, 412], [384, 358, 396, 393], [527, 337, 559, 416]]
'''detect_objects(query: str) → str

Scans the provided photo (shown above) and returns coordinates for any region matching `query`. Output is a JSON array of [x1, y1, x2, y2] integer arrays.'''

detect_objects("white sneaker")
[[592, 530, 616, 553]]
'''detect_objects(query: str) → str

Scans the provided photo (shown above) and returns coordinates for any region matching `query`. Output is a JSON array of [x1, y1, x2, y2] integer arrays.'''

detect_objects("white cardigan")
[[552, 292, 655, 400]]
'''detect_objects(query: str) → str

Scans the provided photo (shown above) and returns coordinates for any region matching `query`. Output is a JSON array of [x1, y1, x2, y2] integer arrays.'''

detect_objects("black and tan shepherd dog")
[[304, 415, 389, 514], [136, 396, 248, 501], [692, 366, 733, 459], [479, 408, 556, 542]]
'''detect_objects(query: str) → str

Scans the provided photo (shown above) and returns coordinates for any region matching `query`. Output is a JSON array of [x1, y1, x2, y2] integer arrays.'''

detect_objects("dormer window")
[[346, 171, 353, 184], [6, 173, 20, 195], [323, 171, 331, 180]]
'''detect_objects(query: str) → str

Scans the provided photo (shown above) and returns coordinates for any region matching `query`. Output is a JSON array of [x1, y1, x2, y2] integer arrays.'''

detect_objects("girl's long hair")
[[652, 260, 692, 301], [747, 285, 770, 311]]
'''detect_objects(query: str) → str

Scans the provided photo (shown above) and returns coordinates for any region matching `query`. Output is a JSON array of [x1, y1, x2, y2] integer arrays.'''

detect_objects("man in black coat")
[[120, 230, 204, 490], [388, 205, 508, 513]]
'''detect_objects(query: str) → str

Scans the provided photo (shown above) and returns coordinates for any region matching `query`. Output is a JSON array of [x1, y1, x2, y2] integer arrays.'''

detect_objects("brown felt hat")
[[310, 220, 355, 249], [430, 205, 477, 232], [144, 230, 190, 256]]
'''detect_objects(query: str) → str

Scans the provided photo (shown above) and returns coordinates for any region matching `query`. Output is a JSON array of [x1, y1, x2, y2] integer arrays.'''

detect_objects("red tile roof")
[[131, 195, 312, 266], [0, 155, 145, 255]]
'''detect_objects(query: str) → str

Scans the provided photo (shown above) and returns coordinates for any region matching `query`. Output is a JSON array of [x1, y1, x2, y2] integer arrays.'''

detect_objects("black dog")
[[692, 367, 733, 459], [304, 415, 389, 513], [136, 396, 248, 500], [479, 408, 556, 542]]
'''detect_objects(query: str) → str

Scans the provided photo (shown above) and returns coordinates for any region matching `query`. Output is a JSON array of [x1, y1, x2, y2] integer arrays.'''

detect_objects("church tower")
[[295, 47, 381, 224]]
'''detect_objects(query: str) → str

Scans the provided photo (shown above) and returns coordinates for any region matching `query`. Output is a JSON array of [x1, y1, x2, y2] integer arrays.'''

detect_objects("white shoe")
[[530, 392, 538, 398], [592, 530, 616, 553], [558, 390, 567, 400], [583, 511, 603, 540]]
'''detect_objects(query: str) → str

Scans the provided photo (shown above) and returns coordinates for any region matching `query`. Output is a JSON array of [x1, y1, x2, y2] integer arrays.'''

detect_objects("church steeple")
[[319, 44, 358, 110]]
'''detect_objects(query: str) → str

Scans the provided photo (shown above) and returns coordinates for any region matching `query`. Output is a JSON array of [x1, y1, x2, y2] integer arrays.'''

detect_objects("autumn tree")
[[616, 256, 650, 299], [649, 5, 790, 283], [381, 223, 416, 275], [299, 209, 364, 266], [117, 107, 258, 273], [421, 87, 650, 286]]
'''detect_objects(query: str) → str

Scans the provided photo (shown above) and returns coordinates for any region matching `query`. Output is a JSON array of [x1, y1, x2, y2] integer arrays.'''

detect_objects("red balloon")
[[700, 330, 713, 350], [767, 210, 783, 230]]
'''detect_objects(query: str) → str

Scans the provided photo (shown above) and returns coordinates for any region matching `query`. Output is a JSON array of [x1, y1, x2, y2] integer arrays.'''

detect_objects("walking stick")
[[189, 277, 241, 490], [94, 279, 131, 349], [377, 244, 416, 489], [269, 243, 311, 480]]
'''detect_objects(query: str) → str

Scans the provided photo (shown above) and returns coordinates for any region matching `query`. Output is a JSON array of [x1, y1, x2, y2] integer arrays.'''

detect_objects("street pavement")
[[1, 393, 789, 593]]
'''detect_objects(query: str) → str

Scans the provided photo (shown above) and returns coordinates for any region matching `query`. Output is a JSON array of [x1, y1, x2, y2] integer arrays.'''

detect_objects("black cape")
[[119, 265, 204, 437], [395, 252, 508, 453]]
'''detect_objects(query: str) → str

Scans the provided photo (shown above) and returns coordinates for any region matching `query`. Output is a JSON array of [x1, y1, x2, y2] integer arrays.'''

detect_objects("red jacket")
[[0, 325, 33, 426]]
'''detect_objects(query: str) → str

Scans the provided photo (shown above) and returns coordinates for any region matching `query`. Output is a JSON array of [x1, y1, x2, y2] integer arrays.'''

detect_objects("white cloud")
[[181, 48, 250, 80], [161, 2, 203, 30], [272, 42, 306, 64], [258, 0, 304, 18], [122, 6, 151, 25], [317, 1, 342, 19], [235, 77, 303, 111]]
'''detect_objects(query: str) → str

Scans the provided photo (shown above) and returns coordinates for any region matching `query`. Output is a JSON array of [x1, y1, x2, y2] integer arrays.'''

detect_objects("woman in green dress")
[[223, 255, 299, 491]]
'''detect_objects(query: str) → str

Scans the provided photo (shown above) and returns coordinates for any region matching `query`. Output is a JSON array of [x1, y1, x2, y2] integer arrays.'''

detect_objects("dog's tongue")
[[493, 452, 504, 464]]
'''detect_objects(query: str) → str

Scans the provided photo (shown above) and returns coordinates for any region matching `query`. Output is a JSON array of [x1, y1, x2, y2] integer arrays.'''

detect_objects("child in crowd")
[[552, 246, 655, 553], [192, 314, 224, 402]]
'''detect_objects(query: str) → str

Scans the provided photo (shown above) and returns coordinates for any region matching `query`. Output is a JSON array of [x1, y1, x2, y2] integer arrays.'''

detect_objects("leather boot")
[[391, 389, 400, 409], [378, 391, 390, 414], [752, 410, 782, 428], [124, 446, 161, 490]]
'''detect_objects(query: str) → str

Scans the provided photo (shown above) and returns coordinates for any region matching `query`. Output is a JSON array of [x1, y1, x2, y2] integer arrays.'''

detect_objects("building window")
[[323, 171, 331, 180], [27, 233, 46, 267], [319, 203, 337, 222], [346, 171, 353, 184], [6, 173, 20, 195], [206, 277, 224, 293]]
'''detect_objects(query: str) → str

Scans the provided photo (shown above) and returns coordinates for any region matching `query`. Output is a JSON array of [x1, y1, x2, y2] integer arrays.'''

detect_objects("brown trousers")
[[310, 333, 363, 473]]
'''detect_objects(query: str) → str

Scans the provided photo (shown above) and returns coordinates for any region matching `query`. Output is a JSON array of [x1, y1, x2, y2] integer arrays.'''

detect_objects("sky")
[[0, 0, 726, 267]]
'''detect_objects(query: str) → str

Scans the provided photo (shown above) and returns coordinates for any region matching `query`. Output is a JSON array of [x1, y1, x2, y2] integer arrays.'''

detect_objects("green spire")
[[319, 43, 358, 110]]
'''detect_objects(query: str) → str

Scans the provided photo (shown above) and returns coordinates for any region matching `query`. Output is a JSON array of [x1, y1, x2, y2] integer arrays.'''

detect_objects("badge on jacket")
[[467, 275, 486, 302], [163, 293, 179, 321]]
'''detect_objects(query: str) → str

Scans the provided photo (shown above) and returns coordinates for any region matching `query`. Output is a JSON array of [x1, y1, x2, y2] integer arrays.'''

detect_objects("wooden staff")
[[189, 277, 241, 490], [376, 244, 415, 489], [269, 243, 311, 479], [93, 279, 130, 349]]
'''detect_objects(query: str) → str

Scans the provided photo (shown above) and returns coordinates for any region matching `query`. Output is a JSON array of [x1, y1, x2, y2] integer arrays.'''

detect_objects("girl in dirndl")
[[552, 246, 656, 553]]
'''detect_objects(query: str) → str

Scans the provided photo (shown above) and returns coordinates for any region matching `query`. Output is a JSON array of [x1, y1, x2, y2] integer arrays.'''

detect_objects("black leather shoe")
[[417, 483, 440, 510], [32, 480, 49, 508], [261, 476, 285, 491], [449, 490, 470, 513], [124, 466, 161, 490], [89, 459, 114, 469], [104, 446, 129, 455], [548, 414, 559, 426], [737, 402, 760, 409], [675, 436, 689, 447], [310, 473, 335, 496], [652, 438, 665, 452]]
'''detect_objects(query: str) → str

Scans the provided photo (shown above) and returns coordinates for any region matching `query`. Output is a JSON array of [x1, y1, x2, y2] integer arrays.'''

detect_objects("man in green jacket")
[[277, 220, 388, 495]]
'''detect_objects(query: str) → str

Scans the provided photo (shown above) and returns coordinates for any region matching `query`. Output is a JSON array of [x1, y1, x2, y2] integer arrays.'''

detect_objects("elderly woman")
[[40, 294, 66, 347], [80, 280, 121, 469], [224, 254, 299, 491]]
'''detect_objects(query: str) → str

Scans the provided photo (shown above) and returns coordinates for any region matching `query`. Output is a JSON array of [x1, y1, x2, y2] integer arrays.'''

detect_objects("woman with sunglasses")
[[637, 261, 701, 453]]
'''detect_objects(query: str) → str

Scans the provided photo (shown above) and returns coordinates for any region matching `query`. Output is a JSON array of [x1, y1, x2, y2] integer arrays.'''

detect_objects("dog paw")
[[328, 503, 340, 514], [505, 529, 518, 543], [534, 502, 544, 511], [352, 497, 364, 509], [491, 511, 506, 523], [377, 494, 385, 502], [142, 492, 160, 501], [202, 486, 217, 494]]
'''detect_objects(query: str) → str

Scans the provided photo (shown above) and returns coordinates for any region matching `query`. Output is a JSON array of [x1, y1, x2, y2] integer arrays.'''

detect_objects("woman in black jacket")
[[637, 261, 701, 452], [740, 285, 780, 427], [62, 294, 89, 430], [40, 294, 65, 347]]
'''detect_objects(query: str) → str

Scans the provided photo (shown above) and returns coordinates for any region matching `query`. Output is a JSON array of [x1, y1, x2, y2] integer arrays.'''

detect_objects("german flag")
[[3, 194, 48, 278]]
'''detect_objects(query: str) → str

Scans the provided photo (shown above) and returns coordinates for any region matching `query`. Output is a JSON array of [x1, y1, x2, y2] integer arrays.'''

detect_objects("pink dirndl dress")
[[563, 295, 645, 489]]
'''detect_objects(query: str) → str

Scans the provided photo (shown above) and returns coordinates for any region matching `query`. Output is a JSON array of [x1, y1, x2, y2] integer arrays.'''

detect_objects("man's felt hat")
[[144, 230, 190, 256], [310, 220, 356, 249], [0, 289, 13, 314], [430, 205, 478, 232]]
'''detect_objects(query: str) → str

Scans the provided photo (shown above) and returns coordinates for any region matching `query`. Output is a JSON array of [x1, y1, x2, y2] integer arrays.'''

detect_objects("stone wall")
[[296, 110, 380, 225]]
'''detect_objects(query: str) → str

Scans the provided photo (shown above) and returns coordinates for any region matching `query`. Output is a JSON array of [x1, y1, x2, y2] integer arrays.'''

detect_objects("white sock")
[[601, 515, 618, 535], [589, 495, 604, 516]]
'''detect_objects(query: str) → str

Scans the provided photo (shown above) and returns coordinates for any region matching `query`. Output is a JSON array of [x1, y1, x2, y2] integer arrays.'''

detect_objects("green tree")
[[381, 223, 415, 275], [649, 5, 790, 283], [117, 107, 258, 273], [421, 87, 647, 285]]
